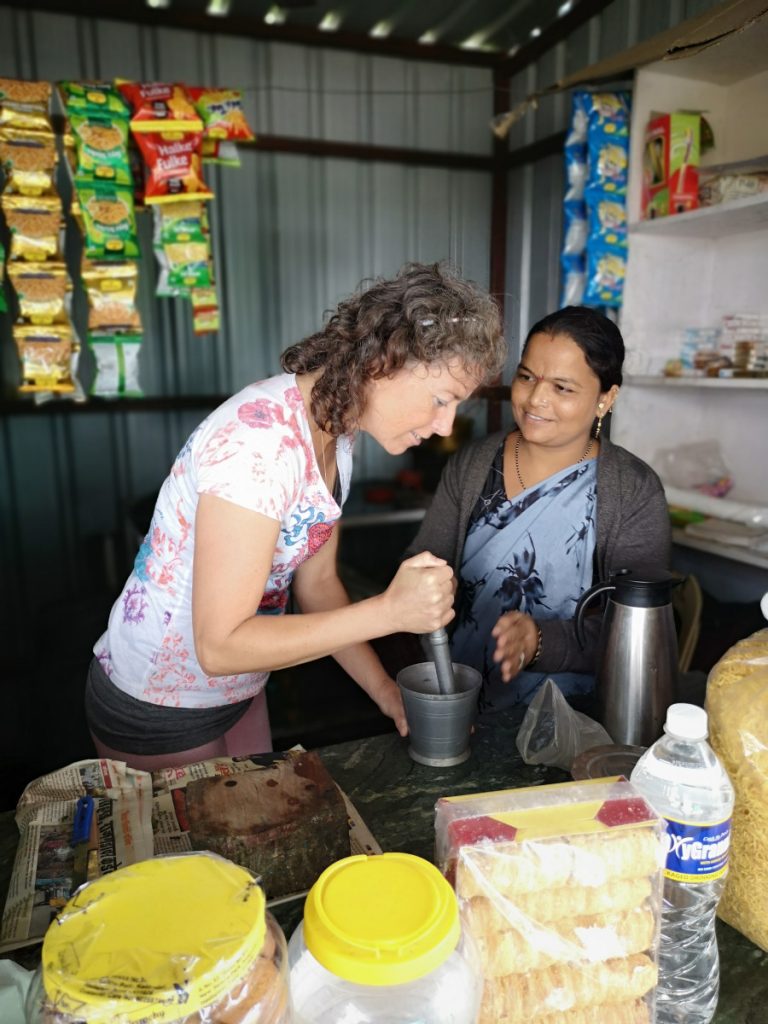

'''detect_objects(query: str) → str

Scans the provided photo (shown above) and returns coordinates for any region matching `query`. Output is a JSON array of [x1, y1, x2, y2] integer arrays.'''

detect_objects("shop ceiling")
[[6, 0, 615, 70]]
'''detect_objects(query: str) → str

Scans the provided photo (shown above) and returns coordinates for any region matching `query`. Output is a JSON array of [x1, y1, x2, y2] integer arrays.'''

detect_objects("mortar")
[[397, 661, 482, 767]]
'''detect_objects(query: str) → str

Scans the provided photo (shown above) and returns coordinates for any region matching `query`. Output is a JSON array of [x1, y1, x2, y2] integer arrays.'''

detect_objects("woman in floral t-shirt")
[[86, 262, 506, 769]]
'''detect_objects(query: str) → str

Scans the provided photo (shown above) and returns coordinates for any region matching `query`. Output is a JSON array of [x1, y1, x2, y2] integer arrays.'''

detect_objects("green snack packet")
[[59, 81, 130, 119], [70, 113, 132, 186], [77, 182, 139, 260], [89, 332, 143, 397]]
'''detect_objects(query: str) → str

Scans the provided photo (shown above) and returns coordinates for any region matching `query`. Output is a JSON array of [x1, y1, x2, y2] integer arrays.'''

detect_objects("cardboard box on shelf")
[[642, 112, 701, 219]]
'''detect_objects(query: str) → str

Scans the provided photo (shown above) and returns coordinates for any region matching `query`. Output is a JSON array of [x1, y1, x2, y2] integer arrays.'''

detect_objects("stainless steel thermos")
[[575, 568, 680, 747]]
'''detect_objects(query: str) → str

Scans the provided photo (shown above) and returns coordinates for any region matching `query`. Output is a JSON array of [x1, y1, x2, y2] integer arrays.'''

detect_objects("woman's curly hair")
[[281, 261, 506, 436]]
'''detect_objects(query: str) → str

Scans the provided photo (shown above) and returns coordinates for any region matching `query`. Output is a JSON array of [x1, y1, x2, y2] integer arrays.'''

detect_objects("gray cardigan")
[[405, 432, 671, 675]]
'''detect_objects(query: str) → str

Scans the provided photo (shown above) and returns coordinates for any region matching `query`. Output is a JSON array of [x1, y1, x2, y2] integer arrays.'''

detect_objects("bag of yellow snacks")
[[706, 628, 768, 951]]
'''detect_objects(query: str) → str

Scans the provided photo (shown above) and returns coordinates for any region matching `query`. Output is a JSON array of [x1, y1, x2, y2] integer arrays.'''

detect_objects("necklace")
[[514, 431, 594, 490]]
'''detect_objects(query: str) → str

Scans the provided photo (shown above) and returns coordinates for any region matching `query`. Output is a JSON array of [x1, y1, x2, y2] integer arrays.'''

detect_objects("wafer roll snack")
[[435, 778, 665, 1023]]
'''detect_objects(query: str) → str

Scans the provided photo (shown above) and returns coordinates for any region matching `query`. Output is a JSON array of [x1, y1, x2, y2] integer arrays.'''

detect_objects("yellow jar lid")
[[41, 853, 266, 1024], [303, 852, 460, 986]]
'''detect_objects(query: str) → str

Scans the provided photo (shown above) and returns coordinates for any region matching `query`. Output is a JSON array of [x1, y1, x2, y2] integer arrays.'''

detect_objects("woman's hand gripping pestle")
[[429, 627, 458, 694]]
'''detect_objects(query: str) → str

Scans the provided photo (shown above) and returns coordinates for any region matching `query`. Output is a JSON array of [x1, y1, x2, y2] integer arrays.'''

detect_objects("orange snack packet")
[[133, 129, 213, 204], [117, 81, 201, 131]]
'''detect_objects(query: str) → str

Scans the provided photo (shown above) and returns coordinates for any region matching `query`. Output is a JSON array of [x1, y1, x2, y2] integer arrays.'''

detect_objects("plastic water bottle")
[[630, 703, 734, 1024]]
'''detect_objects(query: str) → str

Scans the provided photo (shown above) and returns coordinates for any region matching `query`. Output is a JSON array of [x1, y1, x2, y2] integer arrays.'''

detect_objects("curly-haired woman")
[[86, 262, 506, 769]]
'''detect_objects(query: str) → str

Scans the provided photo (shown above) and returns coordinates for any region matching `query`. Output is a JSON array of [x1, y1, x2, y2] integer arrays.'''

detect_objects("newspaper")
[[0, 749, 380, 953]]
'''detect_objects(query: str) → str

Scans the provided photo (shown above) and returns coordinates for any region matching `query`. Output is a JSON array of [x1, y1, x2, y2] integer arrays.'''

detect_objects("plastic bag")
[[515, 678, 611, 771], [706, 627, 768, 951], [655, 440, 733, 496]]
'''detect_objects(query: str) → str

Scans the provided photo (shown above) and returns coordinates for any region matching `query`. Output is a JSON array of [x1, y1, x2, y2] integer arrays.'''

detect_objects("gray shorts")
[[85, 657, 253, 755]]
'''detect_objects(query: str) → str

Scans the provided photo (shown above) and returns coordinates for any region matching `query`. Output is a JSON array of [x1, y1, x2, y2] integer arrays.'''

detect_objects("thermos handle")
[[574, 581, 617, 649]]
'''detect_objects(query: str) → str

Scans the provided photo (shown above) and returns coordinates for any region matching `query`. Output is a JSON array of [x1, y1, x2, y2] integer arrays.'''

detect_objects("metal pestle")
[[428, 628, 458, 695]]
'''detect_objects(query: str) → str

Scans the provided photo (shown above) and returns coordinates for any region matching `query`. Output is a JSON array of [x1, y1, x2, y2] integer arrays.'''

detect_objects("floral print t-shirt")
[[94, 373, 353, 708]]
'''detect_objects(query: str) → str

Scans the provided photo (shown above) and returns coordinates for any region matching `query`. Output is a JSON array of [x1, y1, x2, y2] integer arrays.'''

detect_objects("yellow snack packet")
[[7, 262, 70, 324], [14, 322, 76, 393], [0, 127, 58, 196], [81, 257, 141, 331], [2, 194, 62, 261], [0, 77, 51, 132]]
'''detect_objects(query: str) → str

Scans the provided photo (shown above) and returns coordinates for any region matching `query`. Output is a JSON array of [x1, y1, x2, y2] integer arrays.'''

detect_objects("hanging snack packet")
[[0, 78, 51, 132], [560, 252, 586, 307], [584, 240, 626, 308], [191, 284, 220, 335], [14, 322, 77, 392], [587, 191, 627, 239], [0, 241, 6, 312], [69, 113, 132, 185], [156, 199, 206, 243], [59, 81, 130, 119], [89, 332, 143, 397], [78, 183, 139, 259], [81, 258, 141, 332], [7, 262, 70, 324], [201, 137, 241, 167], [117, 81, 201, 131], [586, 92, 631, 129], [2, 193, 62, 261], [0, 128, 58, 196], [134, 129, 212, 204], [187, 86, 255, 142]]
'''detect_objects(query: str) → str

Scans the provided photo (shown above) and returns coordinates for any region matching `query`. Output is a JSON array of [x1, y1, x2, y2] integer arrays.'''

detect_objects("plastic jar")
[[25, 852, 291, 1024], [287, 852, 482, 1023]]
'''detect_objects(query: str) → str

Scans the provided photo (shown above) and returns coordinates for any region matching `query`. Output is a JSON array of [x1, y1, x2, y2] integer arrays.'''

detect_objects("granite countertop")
[[2, 711, 766, 1022]]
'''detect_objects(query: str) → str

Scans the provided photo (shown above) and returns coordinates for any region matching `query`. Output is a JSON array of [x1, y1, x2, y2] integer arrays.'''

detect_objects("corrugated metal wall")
[[0, 0, 721, 662]]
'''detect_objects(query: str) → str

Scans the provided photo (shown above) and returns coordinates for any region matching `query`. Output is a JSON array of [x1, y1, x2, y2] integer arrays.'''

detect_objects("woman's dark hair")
[[281, 262, 506, 435], [522, 306, 624, 390]]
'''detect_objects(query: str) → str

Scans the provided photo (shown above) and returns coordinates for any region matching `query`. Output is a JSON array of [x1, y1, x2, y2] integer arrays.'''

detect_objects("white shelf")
[[626, 375, 768, 390], [629, 193, 768, 238], [672, 529, 768, 571]]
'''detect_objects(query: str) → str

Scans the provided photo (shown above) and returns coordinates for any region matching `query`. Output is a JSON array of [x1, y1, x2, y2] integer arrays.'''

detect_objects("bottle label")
[[661, 815, 731, 883]]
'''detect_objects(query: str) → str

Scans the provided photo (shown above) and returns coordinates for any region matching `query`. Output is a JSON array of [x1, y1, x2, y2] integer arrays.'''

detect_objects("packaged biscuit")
[[89, 332, 143, 397], [0, 128, 58, 196], [14, 322, 78, 393], [134, 128, 213, 203], [69, 113, 132, 185], [187, 85, 255, 142], [59, 80, 130, 119], [435, 779, 665, 1024], [0, 77, 51, 132], [81, 258, 141, 331], [78, 183, 139, 259], [2, 193, 62, 261], [117, 80, 201, 131], [7, 262, 70, 324]]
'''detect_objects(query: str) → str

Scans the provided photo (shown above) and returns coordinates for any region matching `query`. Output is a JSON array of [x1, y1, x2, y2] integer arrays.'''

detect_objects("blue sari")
[[451, 443, 597, 712]]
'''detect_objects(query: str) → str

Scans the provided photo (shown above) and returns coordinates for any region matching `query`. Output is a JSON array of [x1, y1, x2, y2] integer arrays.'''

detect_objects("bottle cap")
[[665, 702, 708, 740], [302, 852, 460, 986]]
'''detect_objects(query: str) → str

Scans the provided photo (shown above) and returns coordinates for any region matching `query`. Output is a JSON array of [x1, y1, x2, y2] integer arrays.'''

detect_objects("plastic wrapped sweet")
[[435, 779, 665, 1024], [25, 852, 291, 1024], [706, 628, 768, 951]]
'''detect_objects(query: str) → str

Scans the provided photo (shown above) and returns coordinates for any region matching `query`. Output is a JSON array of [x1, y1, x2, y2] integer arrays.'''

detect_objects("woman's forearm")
[[195, 593, 394, 677]]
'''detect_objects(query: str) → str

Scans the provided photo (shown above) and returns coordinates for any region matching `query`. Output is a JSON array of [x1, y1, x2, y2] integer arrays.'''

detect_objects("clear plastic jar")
[[288, 852, 482, 1023], [25, 852, 291, 1024]]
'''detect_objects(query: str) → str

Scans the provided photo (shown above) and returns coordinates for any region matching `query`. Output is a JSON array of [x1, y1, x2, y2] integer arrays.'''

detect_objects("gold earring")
[[595, 416, 603, 439]]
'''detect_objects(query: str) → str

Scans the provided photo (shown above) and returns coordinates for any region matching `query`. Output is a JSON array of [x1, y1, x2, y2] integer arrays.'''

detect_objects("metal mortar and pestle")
[[397, 628, 481, 767]]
